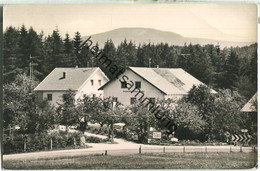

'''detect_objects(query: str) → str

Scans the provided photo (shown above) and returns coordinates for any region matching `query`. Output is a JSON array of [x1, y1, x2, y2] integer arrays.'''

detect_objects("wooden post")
[[111, 122, 114, 143], [183, 146, 185, 153], [230, 146, 232, 152], [139, 145, 142, 154], [73, 137, 76, 147], [253, 146, 256, 153], [240, 146, 242, 152], [205, 146, 207, 153], [105, 150, 107, 156], [50, 138, 53, 150], [163, 147, 165, 153], [24, 142, 26, 152]]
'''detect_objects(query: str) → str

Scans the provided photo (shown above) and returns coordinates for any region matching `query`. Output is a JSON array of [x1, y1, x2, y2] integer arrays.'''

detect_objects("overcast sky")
[[3, 3, 257, 42]]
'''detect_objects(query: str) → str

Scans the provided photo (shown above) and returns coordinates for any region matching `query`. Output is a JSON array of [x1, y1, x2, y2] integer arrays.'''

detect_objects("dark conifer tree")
[[127, 40, 137, 66], [223, 49, 240, 89], [44, 29, 65, 72], [73, 31, 83, 65], [64, 33, 77, 67], [18, 25, 29, 70], [116, 39, 137, 67], [98, 40, 118, 79], [26, 27, 45, 80], [3, 26, 22, 83], [136, 44, 145, 67]]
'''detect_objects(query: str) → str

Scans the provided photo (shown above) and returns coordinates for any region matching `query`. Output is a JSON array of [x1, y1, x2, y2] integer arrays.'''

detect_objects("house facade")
[[99, 67, 216, 106], [34, 67, 109, 107]]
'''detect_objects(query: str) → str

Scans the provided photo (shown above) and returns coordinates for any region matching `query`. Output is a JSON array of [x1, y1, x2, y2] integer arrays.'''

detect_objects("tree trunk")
[[110, 121, 114, 143]]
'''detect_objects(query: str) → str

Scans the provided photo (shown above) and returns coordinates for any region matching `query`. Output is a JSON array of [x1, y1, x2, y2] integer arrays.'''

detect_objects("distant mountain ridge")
[[83, 28, 254, 48]]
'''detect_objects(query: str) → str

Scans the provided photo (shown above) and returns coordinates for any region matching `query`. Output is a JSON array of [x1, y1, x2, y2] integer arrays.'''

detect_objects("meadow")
[[3, 152, 257, 169]]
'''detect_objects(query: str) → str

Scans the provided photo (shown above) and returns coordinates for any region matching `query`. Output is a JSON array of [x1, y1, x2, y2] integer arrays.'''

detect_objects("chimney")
[[59, 71, 66, 80], [63, 72, 66, 79]]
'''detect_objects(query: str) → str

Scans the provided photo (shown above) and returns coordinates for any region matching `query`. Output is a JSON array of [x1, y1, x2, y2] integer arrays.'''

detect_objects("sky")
[[3, 3, 258, 42]]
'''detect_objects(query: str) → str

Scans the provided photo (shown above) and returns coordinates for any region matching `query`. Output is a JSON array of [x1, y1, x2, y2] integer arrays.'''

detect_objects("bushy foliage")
[[156, 98, 206, 140], [3, 131, 85, 154], [85, 136, 108, 143], [3, 74, 56, 134], [124, 102, 156, 143], [56, 90, 80, 130], [209, 90, 246, 140], [184, 85, 249, 141]]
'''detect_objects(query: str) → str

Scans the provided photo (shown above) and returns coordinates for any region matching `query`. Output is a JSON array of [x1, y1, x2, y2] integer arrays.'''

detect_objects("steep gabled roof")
[[129, 67, 216, 95], [241, 92, 257, 112], [34, 67, 99, 91], [99, 67, 216, 95]]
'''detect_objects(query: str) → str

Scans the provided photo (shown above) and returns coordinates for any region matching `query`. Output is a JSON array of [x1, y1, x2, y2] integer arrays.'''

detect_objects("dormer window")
[[91, 80, 94, 86]]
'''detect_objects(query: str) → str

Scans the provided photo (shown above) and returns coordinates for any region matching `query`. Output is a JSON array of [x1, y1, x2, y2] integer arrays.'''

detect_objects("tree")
[[3, 26, 23, 83], [116, 39, 137, 67], [185, 85, 215, 115], [100, 97, 124, 141], [209, 90, 246, 141], [44, 29, 65, 72], [164, 46, 178, 68], [156, 99, 206, 141], [56, 90, 80, 131], [73, 31, 83, 66], [78, 45, 93, 67], [99, 40, 118, 79], [103, 39, 117, 61], [136, 44, 146, 67], [3, 74, 56, 135], [64, 33, 77, 67], [223, 50, 240, 89], [18, 25, 29, 70], [125, 102, 155, 143], [26, 27, 45, 80], [184, 85, 247, 141], [77, 95, 104, 132], [185, 85, 216, 140]]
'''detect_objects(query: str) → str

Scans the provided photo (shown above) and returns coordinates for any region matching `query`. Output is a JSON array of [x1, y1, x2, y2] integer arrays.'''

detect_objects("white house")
[[99, 67, 216, 106], [34, 67, 109, 106]]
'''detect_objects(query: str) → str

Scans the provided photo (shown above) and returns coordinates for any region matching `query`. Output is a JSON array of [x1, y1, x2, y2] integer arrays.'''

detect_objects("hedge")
[[3, 131, 84, 154]]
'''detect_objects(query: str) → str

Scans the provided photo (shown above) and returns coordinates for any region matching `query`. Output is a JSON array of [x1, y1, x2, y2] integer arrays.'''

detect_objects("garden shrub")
[[3, 131, 85, 154], [85, 136, 107, 143]]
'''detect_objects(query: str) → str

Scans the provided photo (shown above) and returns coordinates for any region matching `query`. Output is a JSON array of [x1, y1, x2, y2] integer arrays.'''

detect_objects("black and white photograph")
[[1, 2, 258, 169]]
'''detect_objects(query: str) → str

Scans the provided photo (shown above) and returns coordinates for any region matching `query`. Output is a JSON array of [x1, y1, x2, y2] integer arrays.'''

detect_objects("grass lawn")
[[3, 152, 257, 169]]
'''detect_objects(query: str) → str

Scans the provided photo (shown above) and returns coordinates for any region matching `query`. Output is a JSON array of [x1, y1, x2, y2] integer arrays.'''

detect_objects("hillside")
[[83, 28, 254, 48]]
